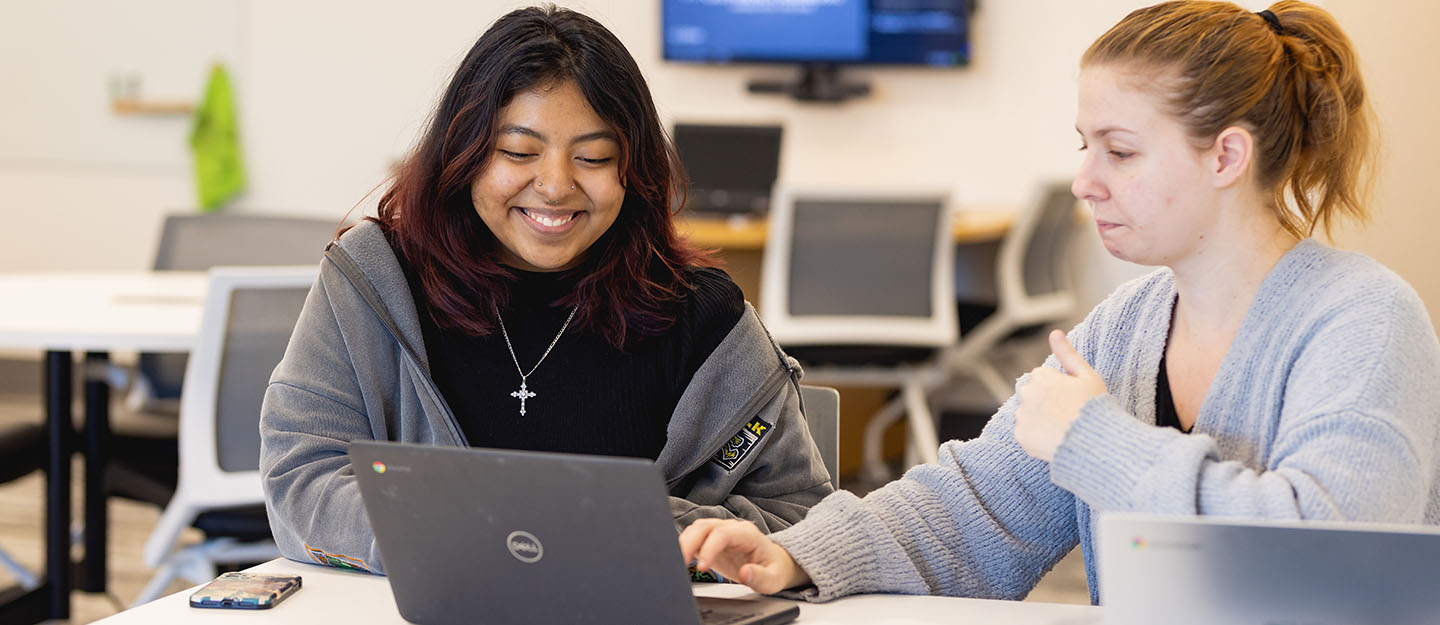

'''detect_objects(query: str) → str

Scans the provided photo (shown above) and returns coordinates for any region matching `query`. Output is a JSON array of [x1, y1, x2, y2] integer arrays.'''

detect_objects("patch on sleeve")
[[305, 544, 370, 572], [711, 416, 773, 472]]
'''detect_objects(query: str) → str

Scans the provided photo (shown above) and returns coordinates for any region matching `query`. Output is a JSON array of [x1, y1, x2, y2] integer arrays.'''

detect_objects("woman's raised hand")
[[1014, 329, 1108, 463]]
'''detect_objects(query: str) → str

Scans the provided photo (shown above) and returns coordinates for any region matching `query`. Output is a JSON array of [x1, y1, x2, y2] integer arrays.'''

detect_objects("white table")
[[0, 272, 207, 352], [0, 271, 207, 624], [95, 558, 1102, 624]]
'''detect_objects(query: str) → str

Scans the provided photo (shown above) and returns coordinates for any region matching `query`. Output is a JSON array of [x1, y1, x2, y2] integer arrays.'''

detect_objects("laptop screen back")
[[1099, 514, 1440, 625], [349, 442, 701, 625]]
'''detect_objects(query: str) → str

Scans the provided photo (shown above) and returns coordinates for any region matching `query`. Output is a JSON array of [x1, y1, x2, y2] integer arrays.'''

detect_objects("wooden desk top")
[[676, 208, 1014, 251]]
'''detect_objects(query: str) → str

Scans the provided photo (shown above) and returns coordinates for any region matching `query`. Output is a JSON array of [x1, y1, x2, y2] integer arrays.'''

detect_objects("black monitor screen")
[[674, 124, 783, 215], [664, 0, 970, 66]]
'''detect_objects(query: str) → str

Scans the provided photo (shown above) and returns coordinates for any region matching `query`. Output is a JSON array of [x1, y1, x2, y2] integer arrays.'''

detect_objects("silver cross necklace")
[[494, 305, 577, 417]]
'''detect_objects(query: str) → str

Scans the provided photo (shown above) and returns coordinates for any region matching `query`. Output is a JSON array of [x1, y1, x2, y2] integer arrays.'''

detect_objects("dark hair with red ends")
[[373, 5, 704, 348]]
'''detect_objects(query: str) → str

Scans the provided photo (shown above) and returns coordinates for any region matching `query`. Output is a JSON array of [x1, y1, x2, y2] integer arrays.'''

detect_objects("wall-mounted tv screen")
[[663, 0, 971, 67]]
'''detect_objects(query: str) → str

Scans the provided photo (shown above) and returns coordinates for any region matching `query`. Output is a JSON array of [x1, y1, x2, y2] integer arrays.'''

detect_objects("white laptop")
[[1099, 513, 1440, 625]]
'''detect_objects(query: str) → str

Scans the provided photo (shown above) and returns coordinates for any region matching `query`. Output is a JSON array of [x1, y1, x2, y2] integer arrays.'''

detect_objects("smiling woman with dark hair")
[[258, 5, 833, 574]]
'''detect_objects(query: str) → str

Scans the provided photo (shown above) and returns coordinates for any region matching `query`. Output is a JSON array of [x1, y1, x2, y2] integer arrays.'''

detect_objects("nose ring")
[[535, 180, 577, 191]]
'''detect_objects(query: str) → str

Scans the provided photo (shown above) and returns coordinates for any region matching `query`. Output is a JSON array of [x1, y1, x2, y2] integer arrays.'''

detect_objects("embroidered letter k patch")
[[711, 416, 773, 471]]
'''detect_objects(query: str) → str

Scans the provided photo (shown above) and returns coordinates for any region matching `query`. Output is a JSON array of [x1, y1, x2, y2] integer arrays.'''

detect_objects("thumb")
[[738, 553, 804, 595], [738, 562, 784, 594], [1048, 329, 1093, 377]]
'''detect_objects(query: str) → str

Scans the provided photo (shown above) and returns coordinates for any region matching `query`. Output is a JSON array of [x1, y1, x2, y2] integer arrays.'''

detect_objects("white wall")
[[2, 1, 1435, 326], [1328, 0, 1440, 330], [0, 1, 1130, 274]]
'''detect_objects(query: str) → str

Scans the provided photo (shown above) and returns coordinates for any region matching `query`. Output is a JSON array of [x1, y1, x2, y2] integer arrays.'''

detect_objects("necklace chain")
[[495, 305, 577, 379], [495, 305, 577, 417]]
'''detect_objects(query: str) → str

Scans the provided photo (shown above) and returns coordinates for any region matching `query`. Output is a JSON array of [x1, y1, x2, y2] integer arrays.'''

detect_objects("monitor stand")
[[748, 64, 870, 103]]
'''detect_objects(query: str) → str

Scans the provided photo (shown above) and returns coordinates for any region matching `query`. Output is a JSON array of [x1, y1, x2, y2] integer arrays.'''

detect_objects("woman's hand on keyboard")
[[679, 518, 811, 594]]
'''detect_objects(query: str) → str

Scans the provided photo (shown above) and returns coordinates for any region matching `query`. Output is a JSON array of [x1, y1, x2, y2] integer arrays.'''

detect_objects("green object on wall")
[[190, 64, 246, 211]]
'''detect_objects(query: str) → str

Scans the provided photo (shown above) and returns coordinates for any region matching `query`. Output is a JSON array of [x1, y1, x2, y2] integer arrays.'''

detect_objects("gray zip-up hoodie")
[[259, 221, 834, 574]]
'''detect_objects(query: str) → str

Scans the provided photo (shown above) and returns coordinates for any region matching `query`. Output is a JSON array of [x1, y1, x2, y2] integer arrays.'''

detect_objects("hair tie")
[[1256, 9, 1284, 35]]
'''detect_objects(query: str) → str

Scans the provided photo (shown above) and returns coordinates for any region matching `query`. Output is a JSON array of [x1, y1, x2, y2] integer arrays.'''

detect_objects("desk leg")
[[44, 350, 72, 621], [81, 352, 110, 593], [0, 353, 72, 625]]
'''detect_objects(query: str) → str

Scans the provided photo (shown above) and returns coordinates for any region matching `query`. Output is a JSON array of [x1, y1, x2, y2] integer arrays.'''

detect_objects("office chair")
[[131, 266, 316, 606], [859, 182, 1082, 482], [946, 182, 1081, 398], [761, 189, 957, 480], [129, 213, 338, 410], [798, 385, 841, 490], [92, 214, 332, 597]]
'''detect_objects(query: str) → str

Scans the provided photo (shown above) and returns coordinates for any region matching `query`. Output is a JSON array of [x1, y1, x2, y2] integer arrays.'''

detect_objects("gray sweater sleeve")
[[769, 387, 1081, 601], [259, 273, 387, 573], [761, 295, 1139, 602]]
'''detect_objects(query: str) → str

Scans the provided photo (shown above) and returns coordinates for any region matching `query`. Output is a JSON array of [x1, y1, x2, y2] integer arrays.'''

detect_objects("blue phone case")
[[188, 571, 302, 609]]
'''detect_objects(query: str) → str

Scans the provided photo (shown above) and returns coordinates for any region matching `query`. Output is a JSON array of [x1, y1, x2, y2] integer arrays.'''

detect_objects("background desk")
[[96, 558, 1101, 624], [0, 271, 206, 623], [677, 209, 1015, 251]]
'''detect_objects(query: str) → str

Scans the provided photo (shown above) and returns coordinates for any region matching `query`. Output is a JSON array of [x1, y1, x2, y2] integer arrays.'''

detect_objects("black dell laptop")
[[349, 441, 800, 625]]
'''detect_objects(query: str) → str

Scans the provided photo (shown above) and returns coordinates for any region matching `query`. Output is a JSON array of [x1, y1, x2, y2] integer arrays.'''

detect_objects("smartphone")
[[189, 571, 302, 609]]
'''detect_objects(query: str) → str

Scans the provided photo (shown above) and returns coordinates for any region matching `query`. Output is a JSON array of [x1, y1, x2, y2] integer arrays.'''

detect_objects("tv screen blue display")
[[663, 0, 970, 66]]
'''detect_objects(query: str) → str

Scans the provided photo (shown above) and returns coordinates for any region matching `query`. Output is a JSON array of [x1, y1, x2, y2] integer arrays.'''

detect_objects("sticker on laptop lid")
[[711, 416, 773, 472]]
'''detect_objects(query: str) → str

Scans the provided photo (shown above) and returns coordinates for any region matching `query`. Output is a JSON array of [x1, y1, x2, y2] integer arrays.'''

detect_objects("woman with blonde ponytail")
[[680, 0, 1440, 606]]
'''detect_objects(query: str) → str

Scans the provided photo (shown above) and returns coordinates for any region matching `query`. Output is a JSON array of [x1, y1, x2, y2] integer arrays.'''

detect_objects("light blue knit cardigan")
[[772, 239, 1440, 605]]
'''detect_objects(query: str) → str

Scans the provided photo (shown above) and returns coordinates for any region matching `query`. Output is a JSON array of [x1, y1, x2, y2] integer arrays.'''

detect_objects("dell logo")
[[506, 530, 543, 563]]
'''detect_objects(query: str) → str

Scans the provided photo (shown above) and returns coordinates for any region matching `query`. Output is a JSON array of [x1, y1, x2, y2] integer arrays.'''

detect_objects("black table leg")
[[0, 352, 71, 625], [44, 350, 72, 620], [81, 351, 110, 593]]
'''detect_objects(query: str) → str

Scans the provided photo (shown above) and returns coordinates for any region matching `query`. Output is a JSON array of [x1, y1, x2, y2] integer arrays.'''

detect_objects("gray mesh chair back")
[[936, 180, 1082, 416], [135, 267, 316, 606], [788, 198, 937, 317], [214, 286, 309, 472], [153, 214, 338, 271], [761, 190, 958, 476], [799, 385, 840, 490], [760, 191, 957, 348], [1020, 183, 1080, 298], [141, 213, 336, 400]]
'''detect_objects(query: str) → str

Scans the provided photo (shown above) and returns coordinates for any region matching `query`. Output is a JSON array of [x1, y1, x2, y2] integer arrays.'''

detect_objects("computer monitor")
[[663, 0, 971, 66], [673, 123, 783, 216]]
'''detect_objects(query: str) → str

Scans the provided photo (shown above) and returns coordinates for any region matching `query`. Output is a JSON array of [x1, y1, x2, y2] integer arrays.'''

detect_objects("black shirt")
[[1155, 354, 1190, 433], [393, 245, 745, 460]]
